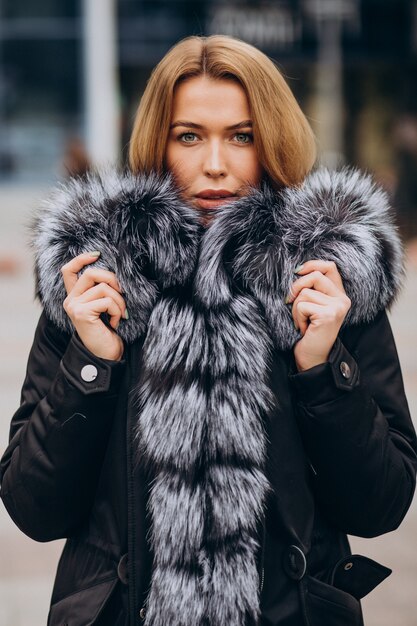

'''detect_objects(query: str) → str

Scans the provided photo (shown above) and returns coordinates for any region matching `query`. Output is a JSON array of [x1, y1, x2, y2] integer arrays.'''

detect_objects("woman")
[[1, 35, 416, 626]]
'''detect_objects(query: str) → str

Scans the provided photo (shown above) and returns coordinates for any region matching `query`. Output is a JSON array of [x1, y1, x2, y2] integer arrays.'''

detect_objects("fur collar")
[[32, 166, 403, 351], [31, 167, 404, 626]]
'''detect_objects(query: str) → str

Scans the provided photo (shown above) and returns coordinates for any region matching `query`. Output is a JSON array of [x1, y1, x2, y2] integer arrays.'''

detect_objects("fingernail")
[[88, 250, 101, 257], [294, 320, 299, 330], [124, 308, 129, 320], [294, 263, 304, 273], [285, 295, 291, 304]]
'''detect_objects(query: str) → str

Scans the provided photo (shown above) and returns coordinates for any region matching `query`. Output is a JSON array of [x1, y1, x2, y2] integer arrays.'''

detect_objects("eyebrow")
[[169, 120, 253, 130]]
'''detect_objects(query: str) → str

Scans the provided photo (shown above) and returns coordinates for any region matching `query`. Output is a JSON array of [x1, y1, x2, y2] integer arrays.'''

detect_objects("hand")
[[61, 252, 127, 361], [285, 260, 351, 372]]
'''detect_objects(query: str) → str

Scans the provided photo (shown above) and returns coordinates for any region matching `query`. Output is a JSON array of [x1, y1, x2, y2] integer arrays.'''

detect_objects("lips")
[[194, 189, 238, 210], [196, 189, 235, 199]]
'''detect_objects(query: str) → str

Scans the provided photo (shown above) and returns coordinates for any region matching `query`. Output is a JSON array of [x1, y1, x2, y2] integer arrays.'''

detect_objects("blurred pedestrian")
[[392, 114, 417, 239], [62, 135, 91, 179], [1, 35, 416, 626], [0, 256, 20, 275]]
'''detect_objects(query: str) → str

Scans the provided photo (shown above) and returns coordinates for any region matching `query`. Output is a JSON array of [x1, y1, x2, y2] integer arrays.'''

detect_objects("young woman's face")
[[165, 75, 263, 225]]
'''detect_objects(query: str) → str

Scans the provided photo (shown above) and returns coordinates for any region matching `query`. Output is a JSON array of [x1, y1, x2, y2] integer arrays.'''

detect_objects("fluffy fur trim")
[[32, 169, 201, 342], [135, 294, 274, 625], [31, 166, 404, 625], [32, 166, 404, 350], [194, 167, 404, 349]]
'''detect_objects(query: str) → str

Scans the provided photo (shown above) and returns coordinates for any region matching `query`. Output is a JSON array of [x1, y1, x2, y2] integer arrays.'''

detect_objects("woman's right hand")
[[61, 252, 127, 361]]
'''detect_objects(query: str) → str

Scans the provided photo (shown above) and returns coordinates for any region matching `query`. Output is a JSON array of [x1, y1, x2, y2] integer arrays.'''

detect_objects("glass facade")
[[0, 2, 81, 182], [0, 0, 416, 236]]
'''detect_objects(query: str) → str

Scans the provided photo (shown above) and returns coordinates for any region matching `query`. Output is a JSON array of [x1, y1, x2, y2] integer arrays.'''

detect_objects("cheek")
[[164, 142, 177, 172], [239, 151, 263, 185], [165, 145, 198, 198], [165, 144, 194, 189]]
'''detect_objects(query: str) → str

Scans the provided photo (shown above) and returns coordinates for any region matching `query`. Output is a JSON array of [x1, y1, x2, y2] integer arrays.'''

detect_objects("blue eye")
[[235, 133, 253, 144], [178, 132, 198, 143]]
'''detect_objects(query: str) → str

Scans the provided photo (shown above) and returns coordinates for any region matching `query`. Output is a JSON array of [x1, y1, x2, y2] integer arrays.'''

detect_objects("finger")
[[294, 297, 350, 335], [79, 296, 123, 330], [294, 260, 344, 290], [70, 267, 122, 298], [77, 283, 127, 318], [61, 252, 101, 294], [291, 288, 328, 334], [286, 271, 341, 303], [293, 287, 330, 307], [293, 301, 324, 336]]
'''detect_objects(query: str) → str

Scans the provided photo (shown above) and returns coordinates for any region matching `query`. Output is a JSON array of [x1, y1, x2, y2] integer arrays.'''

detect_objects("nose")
[[203, 139, 227, 178]]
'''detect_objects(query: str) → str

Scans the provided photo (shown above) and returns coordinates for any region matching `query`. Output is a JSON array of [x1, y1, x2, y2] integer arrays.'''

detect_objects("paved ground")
[[0, 186, 416, 626]]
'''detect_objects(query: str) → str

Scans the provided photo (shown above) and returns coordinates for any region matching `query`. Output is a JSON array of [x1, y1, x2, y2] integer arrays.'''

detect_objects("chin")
[[198, 211, 215, 227]]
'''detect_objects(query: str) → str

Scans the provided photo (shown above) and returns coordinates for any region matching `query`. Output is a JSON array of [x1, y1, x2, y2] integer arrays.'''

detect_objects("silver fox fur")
[[31, 167, 404, 625]]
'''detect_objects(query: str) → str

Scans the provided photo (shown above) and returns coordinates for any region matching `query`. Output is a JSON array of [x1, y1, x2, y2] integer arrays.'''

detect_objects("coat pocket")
[[303, 575, 364, 626], [302, 554, 392, 626], [329, 554, 392, 600], [47, 577, 119, 626]]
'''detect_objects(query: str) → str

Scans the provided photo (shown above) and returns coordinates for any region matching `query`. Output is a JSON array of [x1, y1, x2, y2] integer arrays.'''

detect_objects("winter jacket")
[[1, 167, 416, 626]]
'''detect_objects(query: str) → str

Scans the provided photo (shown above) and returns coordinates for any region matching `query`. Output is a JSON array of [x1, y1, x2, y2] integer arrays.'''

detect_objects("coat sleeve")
[[288, 309, 417, 538], [0, 310, 126, 542]]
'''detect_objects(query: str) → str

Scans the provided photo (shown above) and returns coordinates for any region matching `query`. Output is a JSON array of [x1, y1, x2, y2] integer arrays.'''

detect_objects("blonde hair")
[[128, 35, 316, 188]]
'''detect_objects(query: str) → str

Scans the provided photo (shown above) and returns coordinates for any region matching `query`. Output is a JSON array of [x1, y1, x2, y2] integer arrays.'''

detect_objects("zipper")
[[259, 517, 266, 593], [260, 564, 265, 593], [126, 346, 140, 624]]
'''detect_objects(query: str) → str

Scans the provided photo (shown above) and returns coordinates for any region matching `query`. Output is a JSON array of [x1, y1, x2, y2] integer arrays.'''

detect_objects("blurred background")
[[0, 0, 416, 625]]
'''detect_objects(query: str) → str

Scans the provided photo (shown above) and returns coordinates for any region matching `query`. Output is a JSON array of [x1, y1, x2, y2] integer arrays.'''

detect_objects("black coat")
[[1, 168, 416, 626]]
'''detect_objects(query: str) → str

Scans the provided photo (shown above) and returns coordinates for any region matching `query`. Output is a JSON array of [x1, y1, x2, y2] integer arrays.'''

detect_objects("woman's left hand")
[[286, 260, 351, 372]]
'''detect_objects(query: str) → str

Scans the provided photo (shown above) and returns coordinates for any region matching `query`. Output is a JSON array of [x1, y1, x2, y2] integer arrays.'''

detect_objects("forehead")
[[171, 76, 251, 122]]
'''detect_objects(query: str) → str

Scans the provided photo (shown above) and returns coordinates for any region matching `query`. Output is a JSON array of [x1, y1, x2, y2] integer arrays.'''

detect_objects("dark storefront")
[[0, 0, 416, 233]]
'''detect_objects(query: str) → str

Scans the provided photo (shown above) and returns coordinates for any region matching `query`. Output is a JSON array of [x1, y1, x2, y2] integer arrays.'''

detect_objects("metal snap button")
[[339, 361, 351, 379], [282, 544, 307, 580], [139, 607, 146, 619], [80, 364, 98, 382], [344, 561, 353, 571]]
